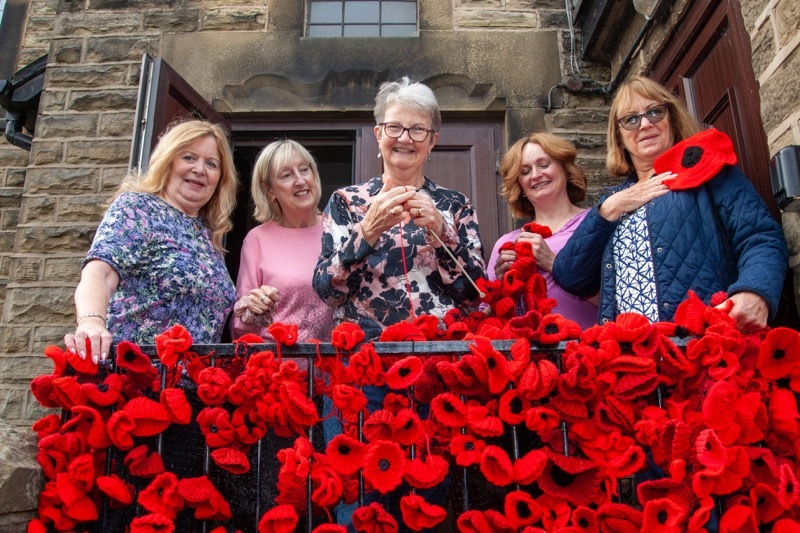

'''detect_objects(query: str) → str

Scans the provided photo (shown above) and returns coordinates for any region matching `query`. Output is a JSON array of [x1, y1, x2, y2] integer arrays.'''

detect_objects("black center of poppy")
[[378, 459, 390, 471], [590, 341, 600, 349], [516, 501, 531, 518], [487, 357, 497, 369], [754, 457, 766, 467], [545, 324, 559, 334], [399, 367, 411, 378], [97, 384, 109, 392], [124, 351, 136, 362], [657, 509, 668, 524], [464, 442, 474, 451], [773, 349, 786, 360], [443, 401, 455, 413], [681, 146, 703, 168], [705, 442, 712, 451], [674, 326, 690, 338], [787, 482, 794, 493], [550, 464, 577, 487], [619, 342, 633, 352], [157, 488, 163, 497], [757, 496, 766, 506], [718, 358, 728, 368], [578, 518, 590, 528], [403, 419, 413, 430], [510, 397, 523, 414], [210, 425, 218, 433], [337, 444, 351, 456]]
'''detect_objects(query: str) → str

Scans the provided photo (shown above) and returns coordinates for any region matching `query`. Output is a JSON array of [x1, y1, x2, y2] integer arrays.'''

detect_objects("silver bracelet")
[[77, 312, 105, 324]]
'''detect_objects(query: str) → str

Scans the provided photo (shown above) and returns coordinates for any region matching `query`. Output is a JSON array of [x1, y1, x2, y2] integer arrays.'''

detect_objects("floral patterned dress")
[[313, 176, 486, 340], [85, 192, 235, 344]]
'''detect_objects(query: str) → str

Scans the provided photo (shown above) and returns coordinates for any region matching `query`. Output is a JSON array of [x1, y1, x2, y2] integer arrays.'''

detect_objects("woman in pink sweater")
[[231, 139, 334, 342]]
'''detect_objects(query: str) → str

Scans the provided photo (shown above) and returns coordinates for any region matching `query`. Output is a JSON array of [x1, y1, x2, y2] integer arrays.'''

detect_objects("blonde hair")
[[607, 75, 700, 178], [500, 132, 587, 219], [117, 120, 237, 253], [251, 139, 322, 224]]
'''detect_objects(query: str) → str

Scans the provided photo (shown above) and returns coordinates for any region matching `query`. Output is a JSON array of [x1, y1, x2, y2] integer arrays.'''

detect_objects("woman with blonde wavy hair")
[[65, 119, 238, 363]]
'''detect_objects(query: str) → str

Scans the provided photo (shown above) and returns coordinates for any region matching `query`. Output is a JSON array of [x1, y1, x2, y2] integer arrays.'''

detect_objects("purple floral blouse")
[[85, 192, 235, 344], [313, 176, 486, 340]]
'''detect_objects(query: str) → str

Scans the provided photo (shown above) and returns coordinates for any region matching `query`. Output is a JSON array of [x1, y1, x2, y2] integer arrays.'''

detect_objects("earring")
[[377, 151, 382, 159], [426, 153, 431, 162]]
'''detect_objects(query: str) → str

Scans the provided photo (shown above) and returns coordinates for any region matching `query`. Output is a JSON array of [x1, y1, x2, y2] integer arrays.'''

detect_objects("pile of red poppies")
[[28, 224, 800, 532]]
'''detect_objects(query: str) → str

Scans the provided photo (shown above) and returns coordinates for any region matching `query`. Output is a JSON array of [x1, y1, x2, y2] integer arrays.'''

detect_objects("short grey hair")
[[251, 139, 322, 224], [373, 76, 441, 132]]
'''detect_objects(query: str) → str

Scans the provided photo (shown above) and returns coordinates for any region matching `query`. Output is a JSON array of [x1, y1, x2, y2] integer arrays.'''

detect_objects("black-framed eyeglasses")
[[617, 104, 669, 131], [380, 122, 435, 142]]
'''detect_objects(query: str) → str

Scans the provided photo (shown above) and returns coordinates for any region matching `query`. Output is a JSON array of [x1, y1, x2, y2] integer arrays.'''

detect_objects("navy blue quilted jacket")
[[552, 165, 787, 324]]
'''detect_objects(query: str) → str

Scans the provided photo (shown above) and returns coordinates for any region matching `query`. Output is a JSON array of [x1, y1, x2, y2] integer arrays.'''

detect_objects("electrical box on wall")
[[770, 145, 800, 212]]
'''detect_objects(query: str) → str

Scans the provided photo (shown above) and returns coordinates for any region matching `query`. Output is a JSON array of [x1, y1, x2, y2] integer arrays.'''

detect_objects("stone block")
[[34, 326, 74, 354], [58, 196, 108, 222], [0, 256, 9, 280], [99, 112, 135, 137], [455, 0, 502, 7], [18, 49, 49, 69], [65, 140, 131, 165], [0, 187, 23, 208], [750, 24, 776, 79], [89, 0, 179, 8], [775, 0, 800, 48], [40, 90, 67, 113], [9, 257, 42, 284], [26, 398, 58, 423], [202, 8, 267, 31], [144, 9, 200, 32], [0, 146, 30, 167], [0, 355, 55, 382], [6, 286, 75, 326], [37, 114, 99, 138], [760, 47, 800, 132], [549, 108, 610, 132], [56, 12, 142, 36], [456, 9, 537, 29], [0, 326, 33, 354], [0, 419, 43, 516], [782, 211, 800, 256], [20, 196, 56, 224], [0, 232, 14, 254], [739, 0, 766, 32], [50, 38, 83, 64], [15, 226, 95, 254], [1, 208, 20, 230], [85, 35, 159, 63], [539, 9, 567, 29], [68, 89, 138, 112], [47, 65, 129, 88], [101, 169, 126, 192], [26, 15, 55, 34], [30, 141, 64, 166], [44, 257, 83, 283], [0, 388, 24, 419], [6, 169, 27, 187], [24, 167, 99, 195]]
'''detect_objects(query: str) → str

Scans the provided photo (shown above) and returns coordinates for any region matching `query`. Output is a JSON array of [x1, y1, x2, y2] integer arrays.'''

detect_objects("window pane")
[[383, 2, 416, 24], [343, 24, 380, 37], [309, 1, 343, 24], [308, 25, 343, 37], [344, 2, 379, 23], [381, 24, 416, 37]]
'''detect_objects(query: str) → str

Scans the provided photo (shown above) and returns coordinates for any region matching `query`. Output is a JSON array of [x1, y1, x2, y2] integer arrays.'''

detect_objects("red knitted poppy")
[[348, 343, 386, 387], [310, 463, 344, 508], [467, 403, 504, 438], [196, 367, 232, 406], [258, 504, 299, 533], [65, 344, 100, 376], [128, 513, 175, 533], [385, 356, 424, 389], [211, 447, 250, 475], [124, 396, 171, 437], [81, 373, 124, 407], [504, 490, 543, 528], [196, 407, 235, 448], [51, 376, 87, 410], [115, 340, 152, 374], [352, 502, 399, 533], [479, 445, 514, 487], [403, 453, 448, 489], [106, 410, 135, 450], [539, 448, 602, 506], [159, 387, 192, 425], [517, 358, 558, 401], [154, 324, 193, 367], [513, 448, 548, 485], [362, 440, 406, 494], [32, 414, 62, 439], [655, 128, 737, 191], [400, 493, 447, 531], [757, 327, 800, 380], [363, 409, 395, 442], [456, 509, 514, 533], [178, 475, 232, 521], [430, 392, 467, 427], [331, 321, 366, 351], [56, 471, 98, 521], [719, 504, 758, 533], [449, 434, 485, 467], [392, 408, 424, 446], [61, 405, 111, 449], [95, 474, 134, 507], [138, 472, 184, 519], [537, 314, 582, 344], [279, 381, 320, 426], [124, 445, 165, 478], [641, 497, 687, 531]]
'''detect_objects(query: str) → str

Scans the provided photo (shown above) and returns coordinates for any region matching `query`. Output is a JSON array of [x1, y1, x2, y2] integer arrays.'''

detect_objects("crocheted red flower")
[[55, 471, 98, 521], [385, 356, 424, 389], [383, 391, 410, 414], [196, 367, 232, 406], [718, 504, 757, 533], [178, 475, 232, 521], [51, 376, 87, 410], [95, 474, 134, 506], [211, 447, 250, 475], [115, 340, 152, 374], [65, 453, 94, 494], [449, 434, 485, 467], [537, 314, 582, 344], [641, 497, 687, 531], [64, 344, 99, 376], [311, 463, 344, 508], [392, 408, 424, 446], [154, 324, 192, 367], [138, 472, 184, 519], [469, 336, 511, 394], [331, 384, 368, 418], [159, 387, 192, 425], [268, 322, 298, 346], [570, 505, 599, 532], [128, 513, 175, 533], [596, 502, 643, 533], [777, 463, 800, 508], [504, 490, 543, 528], [124, 445, 165, 478], [539, 448, 602, 506], [525, 406, 560, 436], [467, 403, 504, 438], [81, 373, 123, 407], [655, 128, 736, 190], [362, 409, 395, 442], [196, 407, 235, 448], [456, 509, 513, 533], [348, 343, 386, 386], [430, 393, 467, 427], [400, 493, 446, 531], [517, 358, 558, 401], [61, 405, 111, 449], [513, 448, 548, 485], [362, 440, 406, 494], [124, 396, 171, 437], [497, 389, 530, 425], [691, 446, 749, 498], [258, 504, 299, 533], [695, 428, 727, 470], [32, 413, 61, 439], [403, 453, 448, 489], [331, 321, 365, 351], [106, 410, 135, 450], [312, 525, 347, 533], [30, 375, 60, 409], [480, 445, 513, 487], [231, 404, 267, 445], [757, 327, 800, 379], [326, 433, 367, 475], [352, 502, 399, 533], [279, 381, 319, 426]]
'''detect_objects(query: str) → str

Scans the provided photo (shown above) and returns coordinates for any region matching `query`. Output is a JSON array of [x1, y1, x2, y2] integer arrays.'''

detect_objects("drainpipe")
[[4, 110, 32, 151]]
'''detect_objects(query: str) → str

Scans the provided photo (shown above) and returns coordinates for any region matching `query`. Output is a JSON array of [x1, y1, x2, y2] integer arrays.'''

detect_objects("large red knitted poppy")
[[362, 440, 407, 494], [654, 128, 737, 190], [400, 493, 447, 531]]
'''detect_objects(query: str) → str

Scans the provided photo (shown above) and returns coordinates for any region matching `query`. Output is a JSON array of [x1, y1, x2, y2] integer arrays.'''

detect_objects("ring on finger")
[[260, 295, 268, 303]]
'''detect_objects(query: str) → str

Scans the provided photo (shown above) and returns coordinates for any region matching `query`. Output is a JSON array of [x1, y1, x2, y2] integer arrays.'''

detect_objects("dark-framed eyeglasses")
[[617, 104, 669, 131], [380, 122, 435, 142]]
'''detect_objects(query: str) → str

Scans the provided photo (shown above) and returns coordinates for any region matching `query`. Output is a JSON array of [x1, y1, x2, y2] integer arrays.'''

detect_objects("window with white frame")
[[307, 0, 417, 37]]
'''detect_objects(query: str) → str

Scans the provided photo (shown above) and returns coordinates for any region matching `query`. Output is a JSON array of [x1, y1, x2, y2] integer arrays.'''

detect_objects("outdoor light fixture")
[[633, 0, 661, 19], [770, 145, 800, 212]]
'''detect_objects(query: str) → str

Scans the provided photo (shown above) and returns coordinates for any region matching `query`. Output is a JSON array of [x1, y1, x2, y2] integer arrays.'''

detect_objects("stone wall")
[[744, 0, 800, 310]]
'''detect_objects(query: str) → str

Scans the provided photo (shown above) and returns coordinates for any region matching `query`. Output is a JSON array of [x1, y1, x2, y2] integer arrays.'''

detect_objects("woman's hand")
[[516, 231, 556, 272], [717, 291, 769, 332], [405, 190, 444, 239], [65, 260, 119, 364], [494, 249, 516, 279], [246, 285, 280, 315], [599, 172, 675, 221], [361, 177, 418, 246]]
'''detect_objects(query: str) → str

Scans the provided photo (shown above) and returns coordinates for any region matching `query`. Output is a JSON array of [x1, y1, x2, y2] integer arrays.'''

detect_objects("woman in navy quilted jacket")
[[552, 75, 787, 331]]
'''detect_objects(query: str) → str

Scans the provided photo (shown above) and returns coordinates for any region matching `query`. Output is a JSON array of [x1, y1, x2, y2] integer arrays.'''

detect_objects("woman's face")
[[518, 142, 569, 207], [618, 93, 674, 172], [267, 151, 319, 222], [163, 135, 221, 216], [375, 103, 437, 175]]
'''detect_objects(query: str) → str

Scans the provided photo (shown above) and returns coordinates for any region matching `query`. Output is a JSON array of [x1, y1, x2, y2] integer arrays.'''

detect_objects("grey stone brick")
[[0, 326, 33, 354], [9, 257, 42, 283], [37, 114, 99, 138], [24, 167, 100, 195], [65, 140, 131, 165], [6, 286, 75, 325], [144, 9, 200, 32], [50, 38, 83, 64], [68, 89, 138, 112], [202, 8, 267, 31], [44, 257, 83, 283], [15, 226, 95, 254], [56, 12, 142, 36], [58, 196, 108, 222], [20, 196, 56, 224], [47, 65, 129, 88], [98, 112, 135, 137], [85, 35, 159, 63]]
